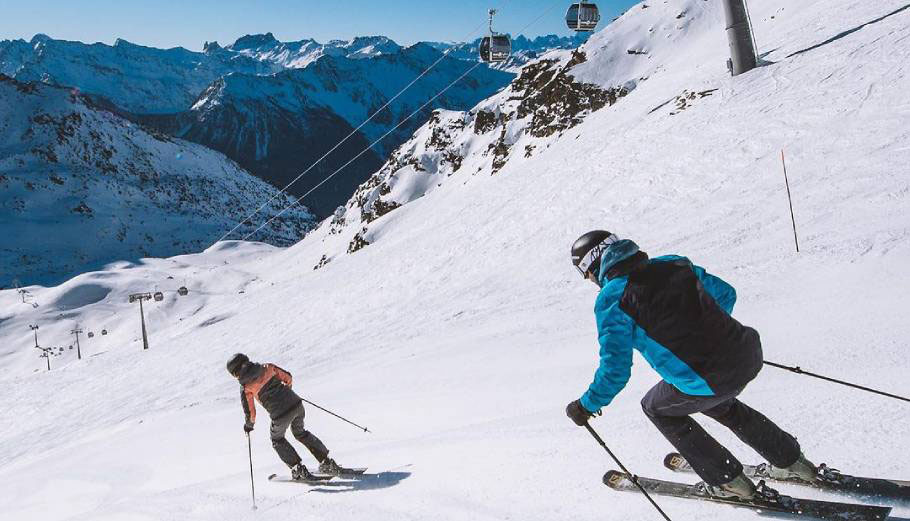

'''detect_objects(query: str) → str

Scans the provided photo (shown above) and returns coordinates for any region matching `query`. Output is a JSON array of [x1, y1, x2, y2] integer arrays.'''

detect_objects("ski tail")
[[664, 452, 691, 472], [665, 452, 910, 501], [604, 469, 634, 490], [604, 469, 892, 521]]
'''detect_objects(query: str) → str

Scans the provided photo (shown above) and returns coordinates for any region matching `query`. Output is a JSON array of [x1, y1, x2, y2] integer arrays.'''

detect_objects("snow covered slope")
[[1, 2, 909, 521], [0, 76, 313, 286]]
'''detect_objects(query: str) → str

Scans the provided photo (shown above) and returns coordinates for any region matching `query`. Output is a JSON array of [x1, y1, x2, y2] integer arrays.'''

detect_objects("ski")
[[665, 452, 910, 501], [317, 467, 368, 478], [267, 472, 334, 484], [604, 470, 891, 521], [266, 467, 368, 484]]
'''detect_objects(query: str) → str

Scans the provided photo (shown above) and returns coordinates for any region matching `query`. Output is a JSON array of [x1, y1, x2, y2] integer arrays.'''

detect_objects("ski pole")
[[247, 432, 257, 510], [301, 397, 371, 433], [583, 423, 673, 521], [763, 361, 909, 403]]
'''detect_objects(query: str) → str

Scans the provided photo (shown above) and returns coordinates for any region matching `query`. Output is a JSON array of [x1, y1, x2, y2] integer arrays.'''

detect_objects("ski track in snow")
[[1, 0, 909, 520]]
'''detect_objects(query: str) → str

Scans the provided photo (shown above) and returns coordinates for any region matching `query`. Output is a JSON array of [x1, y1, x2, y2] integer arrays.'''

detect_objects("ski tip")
[[603, 470, 630, 489], [664, 453, 687, 471]]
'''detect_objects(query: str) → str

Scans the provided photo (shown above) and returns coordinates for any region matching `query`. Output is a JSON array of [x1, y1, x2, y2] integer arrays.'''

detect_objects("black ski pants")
[[270, 401, 329, 468], [641, 381, 801, 485]]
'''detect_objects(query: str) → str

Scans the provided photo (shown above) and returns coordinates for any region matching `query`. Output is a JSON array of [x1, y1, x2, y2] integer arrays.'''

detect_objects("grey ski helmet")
[[571, 230, 619, 279], [227, 353, 249, 377]]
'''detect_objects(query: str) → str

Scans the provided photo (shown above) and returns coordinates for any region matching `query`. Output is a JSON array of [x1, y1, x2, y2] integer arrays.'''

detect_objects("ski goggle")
[[574, 233, 619, 279]]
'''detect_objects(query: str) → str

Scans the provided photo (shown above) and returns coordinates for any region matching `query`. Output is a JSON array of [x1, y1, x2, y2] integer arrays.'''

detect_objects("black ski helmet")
[[226, 353, 249, 377], [571, 230, 618, 279]]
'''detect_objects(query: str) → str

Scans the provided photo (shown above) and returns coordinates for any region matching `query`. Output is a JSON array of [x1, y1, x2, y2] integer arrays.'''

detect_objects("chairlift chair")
[[480, 8, 511, 63], [177, 286, 189, 296], [566, 2, 600, 32], [153, 291, 164, 302]]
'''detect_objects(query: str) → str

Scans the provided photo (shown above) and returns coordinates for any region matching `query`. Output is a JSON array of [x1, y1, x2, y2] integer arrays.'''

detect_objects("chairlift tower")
[[71, 326, 84, 360], [127, 287, 190, 351], [15, 279, 27, 303], [128, 293, 153, 350], [29, 324, 51, 371], [722, 0, 758, 75]]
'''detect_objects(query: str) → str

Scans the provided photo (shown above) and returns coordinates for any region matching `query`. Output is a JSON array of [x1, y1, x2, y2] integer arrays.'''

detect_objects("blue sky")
[[0, 0, 640, 50]]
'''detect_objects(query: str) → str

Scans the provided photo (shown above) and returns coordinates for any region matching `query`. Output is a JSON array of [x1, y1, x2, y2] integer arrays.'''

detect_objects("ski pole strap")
[[301, 397, 372, 433], [584, 423, 673, 521], [763, 361, 909, 403]]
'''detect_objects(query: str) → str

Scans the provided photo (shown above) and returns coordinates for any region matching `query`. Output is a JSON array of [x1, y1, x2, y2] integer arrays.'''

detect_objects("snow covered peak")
[[338, 36, 403, 57], [229, 32, 280, 50], [29, 33, 51, 45], [202, 40, 222, 53]]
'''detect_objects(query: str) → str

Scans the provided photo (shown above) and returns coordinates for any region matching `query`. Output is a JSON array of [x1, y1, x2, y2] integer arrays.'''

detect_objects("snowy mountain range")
[[140, 44, 513, 216], [0, 33, 411, 114], [0, 32, 576, 114], [0, 75, 313, 286], [3, 1, 910, 520], [1, 33, 519, 216]]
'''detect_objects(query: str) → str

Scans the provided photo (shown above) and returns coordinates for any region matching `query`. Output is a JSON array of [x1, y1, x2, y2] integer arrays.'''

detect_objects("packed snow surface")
[[1, 1, 909, 520]]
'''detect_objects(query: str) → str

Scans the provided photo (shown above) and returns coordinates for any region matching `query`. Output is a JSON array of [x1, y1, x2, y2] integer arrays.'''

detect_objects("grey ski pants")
[[641, 381, 801, 485], [270, 401, 329, 468]]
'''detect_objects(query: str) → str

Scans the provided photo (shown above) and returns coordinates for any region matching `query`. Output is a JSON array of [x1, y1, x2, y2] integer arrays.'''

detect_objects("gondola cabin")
[[566, 2, 600, 32], [153, 291, 164, 302], [480, 35, 511, 63]]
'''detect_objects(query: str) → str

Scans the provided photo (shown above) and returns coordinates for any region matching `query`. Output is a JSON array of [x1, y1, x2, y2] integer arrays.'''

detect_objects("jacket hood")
[[597, 239, 640, 284], [237, 361, 264, 385]]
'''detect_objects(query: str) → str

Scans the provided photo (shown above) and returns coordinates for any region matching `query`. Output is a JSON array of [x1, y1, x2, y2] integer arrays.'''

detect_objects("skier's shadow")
[[305, 470, 412, 494]]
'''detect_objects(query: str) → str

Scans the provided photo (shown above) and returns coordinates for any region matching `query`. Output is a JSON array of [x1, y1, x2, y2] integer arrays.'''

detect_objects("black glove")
[[566, 399, 597, 426], [244, 422, 255, 433]]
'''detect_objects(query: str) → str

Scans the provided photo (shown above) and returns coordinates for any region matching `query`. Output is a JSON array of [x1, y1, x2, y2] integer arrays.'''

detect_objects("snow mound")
[[51, 284, 112, 311]]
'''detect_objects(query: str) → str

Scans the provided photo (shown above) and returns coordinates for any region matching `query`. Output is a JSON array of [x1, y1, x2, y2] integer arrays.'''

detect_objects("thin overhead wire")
[[215, 4, 514, 245], [241, 0, 565, 242], [242, 61, 484, 241]]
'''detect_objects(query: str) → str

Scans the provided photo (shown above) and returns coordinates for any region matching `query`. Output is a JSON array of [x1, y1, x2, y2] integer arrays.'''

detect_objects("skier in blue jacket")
[[565, 230, 817, 500]]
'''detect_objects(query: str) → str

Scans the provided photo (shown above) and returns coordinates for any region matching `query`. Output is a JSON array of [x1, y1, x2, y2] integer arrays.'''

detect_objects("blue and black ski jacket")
[[580, 241, 762, 413]]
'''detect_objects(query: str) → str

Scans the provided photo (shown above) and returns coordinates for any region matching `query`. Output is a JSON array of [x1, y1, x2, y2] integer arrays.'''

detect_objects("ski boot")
[[318, 457, 344, 476], [767, 454, 818, 483], [698, 473, 758, 500], [291, 462, 314, 481]]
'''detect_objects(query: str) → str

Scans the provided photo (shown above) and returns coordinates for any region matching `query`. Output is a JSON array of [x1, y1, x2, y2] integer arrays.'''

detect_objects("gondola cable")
[[242, 0, 565, 242], [214, 5, 513, 245]]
